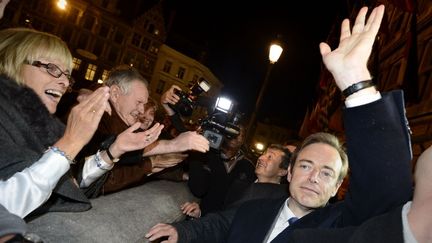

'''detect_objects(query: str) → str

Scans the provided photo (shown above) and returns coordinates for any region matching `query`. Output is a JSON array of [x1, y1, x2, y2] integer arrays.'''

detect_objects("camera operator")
[[160, 85, 188, 136], [160, 85, 257, 216], [187, 124, 257, 216]]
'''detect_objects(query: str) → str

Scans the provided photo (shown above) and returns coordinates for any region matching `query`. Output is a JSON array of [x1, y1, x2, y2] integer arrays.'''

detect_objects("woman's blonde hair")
[[0, 28, 73, 85]]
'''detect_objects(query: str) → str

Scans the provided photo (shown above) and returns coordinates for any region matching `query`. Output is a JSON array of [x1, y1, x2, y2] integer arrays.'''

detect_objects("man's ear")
[[331, 180, 343, 197], [278, 168, 288, 178], [287, 164, 292, 183], [110, 85, 120, 103]]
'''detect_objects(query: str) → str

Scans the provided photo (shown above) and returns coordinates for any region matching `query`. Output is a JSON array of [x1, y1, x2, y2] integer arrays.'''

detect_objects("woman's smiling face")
[[21, 58, 71, 114]]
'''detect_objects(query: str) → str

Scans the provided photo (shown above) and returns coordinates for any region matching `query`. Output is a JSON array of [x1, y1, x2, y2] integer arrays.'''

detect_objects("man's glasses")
[[25, 60, 75, 87]]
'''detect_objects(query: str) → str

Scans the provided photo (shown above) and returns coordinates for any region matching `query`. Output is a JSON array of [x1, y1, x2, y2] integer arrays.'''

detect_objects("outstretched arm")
[[320, 5, 413, 225]]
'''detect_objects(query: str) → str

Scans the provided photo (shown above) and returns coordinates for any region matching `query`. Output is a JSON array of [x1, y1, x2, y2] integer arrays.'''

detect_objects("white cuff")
[[344, 91, 382, 108], [80, 151, 113, 188], [0, 151, 70, 217]]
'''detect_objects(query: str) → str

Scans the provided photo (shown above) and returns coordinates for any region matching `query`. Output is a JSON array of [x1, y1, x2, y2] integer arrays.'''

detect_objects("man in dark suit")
[[146, 5, 413, 243], [287, 143, 432, 243]]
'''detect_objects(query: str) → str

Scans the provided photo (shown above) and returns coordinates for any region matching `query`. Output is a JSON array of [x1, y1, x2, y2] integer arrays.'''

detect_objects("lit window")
[[72, 57, 81, 70], [85, 64, 97, 81], [101, 69, 109, 82]]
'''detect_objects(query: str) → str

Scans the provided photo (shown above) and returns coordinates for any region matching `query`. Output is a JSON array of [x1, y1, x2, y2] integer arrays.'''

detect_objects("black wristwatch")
[[100, 135, 120, 163]]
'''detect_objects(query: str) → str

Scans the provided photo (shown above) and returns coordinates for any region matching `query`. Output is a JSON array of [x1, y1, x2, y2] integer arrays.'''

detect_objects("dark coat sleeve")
[[187, 152, 212, 197], [340, 90, 413, 225], [172, 207, 236, 243]]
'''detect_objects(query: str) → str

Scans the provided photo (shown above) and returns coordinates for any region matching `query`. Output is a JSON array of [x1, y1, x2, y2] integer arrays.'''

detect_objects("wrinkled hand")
[[171, 131, 210, 153], [145, 223, 178, 243], [181, 201, 201, 218], [109, 123, 164, 158], [161, 85, 181, 115], [319, 5, 384, 90], [150, 153, 188, 173], [77, 88, 112, 115], [56, 86, 110, 158]]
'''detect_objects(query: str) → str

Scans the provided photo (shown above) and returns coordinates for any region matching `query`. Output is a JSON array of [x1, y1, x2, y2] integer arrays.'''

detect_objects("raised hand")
[[108, 122, 164, 158], [77, 88, 112, 115], [161, 85, 181, 115], [319, 5, 385, 90], [55, 86, 110, 158]]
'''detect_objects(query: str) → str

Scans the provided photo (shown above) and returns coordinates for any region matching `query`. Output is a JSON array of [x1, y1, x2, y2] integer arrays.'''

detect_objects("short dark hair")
[[267, 144, 292, 169], [290, 132, 348, 182]]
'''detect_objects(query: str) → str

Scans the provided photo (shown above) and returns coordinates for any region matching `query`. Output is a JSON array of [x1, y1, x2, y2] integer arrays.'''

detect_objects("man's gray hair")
[[104, 64, 148, 94]]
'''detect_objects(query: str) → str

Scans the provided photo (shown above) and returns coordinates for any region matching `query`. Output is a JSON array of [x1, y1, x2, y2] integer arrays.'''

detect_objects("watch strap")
[[342, 80, 375, 97]]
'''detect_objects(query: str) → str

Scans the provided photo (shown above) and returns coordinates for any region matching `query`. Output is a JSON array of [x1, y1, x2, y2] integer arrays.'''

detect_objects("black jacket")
[[0, 75, 90, 217], [174, 90, 413, 243]]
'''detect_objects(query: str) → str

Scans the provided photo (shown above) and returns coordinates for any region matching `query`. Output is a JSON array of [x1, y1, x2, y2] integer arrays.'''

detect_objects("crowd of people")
[[0, 2, 430, 243]]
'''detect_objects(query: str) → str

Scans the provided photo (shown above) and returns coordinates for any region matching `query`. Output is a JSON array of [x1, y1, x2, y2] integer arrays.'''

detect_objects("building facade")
[[1, 0, 166, 88], [150, 44, 223, 122], [299, 0, 431, 163]]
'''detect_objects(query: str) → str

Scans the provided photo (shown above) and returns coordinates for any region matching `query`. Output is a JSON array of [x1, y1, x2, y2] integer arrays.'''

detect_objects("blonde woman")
[[0, 28, 160, 218]]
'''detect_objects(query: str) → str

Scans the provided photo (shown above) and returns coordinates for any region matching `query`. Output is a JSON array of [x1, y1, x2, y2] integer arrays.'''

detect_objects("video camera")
[[199, 97, 242, 150], [169, 79, 211, 117]]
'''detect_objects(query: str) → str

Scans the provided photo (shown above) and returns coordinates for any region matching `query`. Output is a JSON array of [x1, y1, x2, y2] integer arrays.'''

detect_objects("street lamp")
[[246, 41, 283, 143], [57, 0, 67, 10]]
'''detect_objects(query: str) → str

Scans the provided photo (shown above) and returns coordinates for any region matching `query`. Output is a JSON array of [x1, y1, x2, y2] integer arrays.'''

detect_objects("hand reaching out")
[[161, 85, 181, 116], [146, 223, 178, 243], [171, 131, 210, 153], [150, 153, 188, 173], [180, 201, 201, 218], [109, 122, 164, 158]]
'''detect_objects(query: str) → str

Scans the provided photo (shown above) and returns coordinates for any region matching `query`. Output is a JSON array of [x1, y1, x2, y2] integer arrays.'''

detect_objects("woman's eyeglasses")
[[25, 60, 75, 88]]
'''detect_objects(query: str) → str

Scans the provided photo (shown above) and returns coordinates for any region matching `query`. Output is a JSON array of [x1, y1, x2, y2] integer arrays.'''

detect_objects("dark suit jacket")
[[286, 204, 405, 243], [226, 90, 413, 243], [173, 90, 412, 243]]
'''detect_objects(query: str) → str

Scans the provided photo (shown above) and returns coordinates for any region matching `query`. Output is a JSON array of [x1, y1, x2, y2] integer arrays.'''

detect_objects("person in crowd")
[[158, 84, 258, 215], [286, 144, 432, 243], [184, 124, 257, 216], [0, 28, 162, 219], [181, 144, 291, 218], [138, 97, 158, 131], [160, 84, 188, 135], [76, 65, 209, 197], [146, 5, 413, 243], [0, 3, 27, 242]]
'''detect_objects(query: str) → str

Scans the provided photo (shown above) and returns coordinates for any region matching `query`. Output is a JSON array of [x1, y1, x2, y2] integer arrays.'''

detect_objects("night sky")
[[121, 1, 347, 130]]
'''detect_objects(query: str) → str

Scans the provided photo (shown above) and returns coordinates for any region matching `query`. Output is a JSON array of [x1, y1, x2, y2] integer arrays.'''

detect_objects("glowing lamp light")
[[269, 43, 283, 64], [57, 0, 67, 10], [255, 142, 264, 151], [215, 97, 233, 113], [97, 79, 104, 84]]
